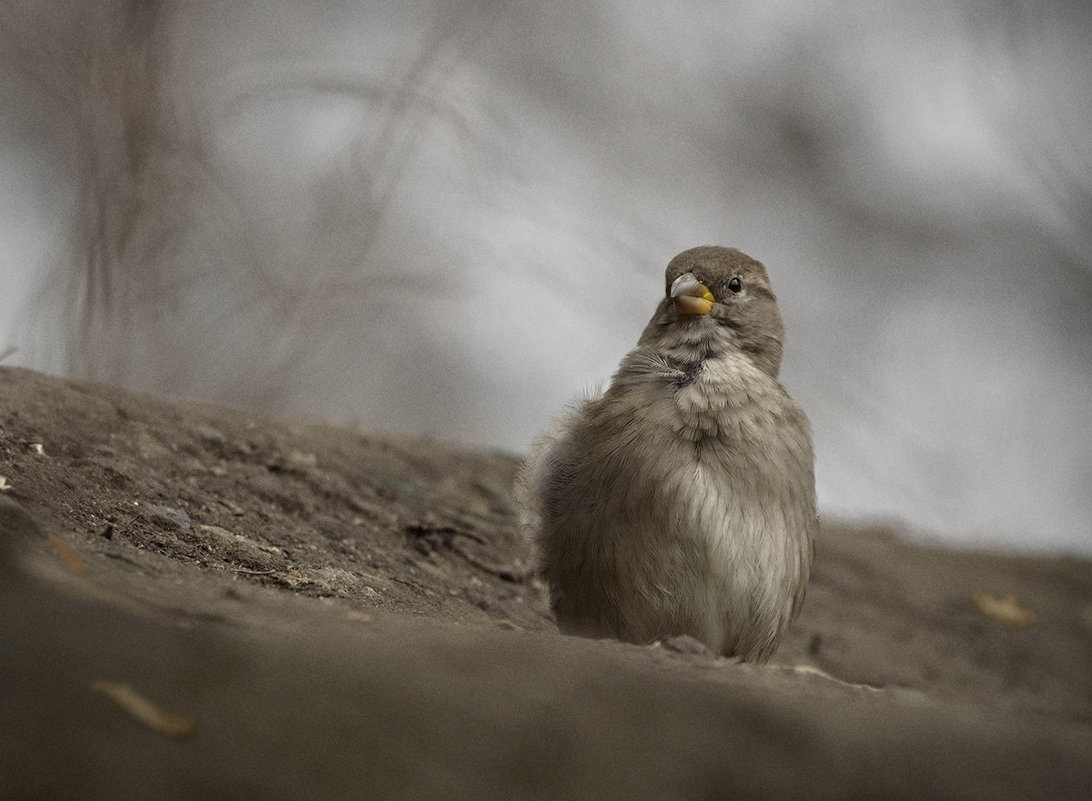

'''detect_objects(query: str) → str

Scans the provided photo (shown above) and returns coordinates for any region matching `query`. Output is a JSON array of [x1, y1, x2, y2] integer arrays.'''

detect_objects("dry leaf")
[[92, 680, 198, 738], [0, 476, 10, 491], [973, 591, 1037, 627], [48, 534, 87, 577], [289, 449, 318, 468]]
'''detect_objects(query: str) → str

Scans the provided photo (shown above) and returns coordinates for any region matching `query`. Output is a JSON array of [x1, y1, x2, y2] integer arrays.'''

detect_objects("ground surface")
[[1, 365, 1090, 799]]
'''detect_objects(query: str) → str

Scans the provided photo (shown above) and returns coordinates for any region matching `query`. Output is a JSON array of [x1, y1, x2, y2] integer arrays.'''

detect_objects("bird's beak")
[[670, 273, 714, 316]]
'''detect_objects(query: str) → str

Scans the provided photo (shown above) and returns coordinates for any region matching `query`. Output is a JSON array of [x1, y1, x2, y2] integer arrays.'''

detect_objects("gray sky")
[[2, 0, 1090, 554]]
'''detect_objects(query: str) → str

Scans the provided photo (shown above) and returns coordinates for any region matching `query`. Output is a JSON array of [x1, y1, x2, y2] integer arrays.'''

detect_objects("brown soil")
[[1, 365, 1090, 799]]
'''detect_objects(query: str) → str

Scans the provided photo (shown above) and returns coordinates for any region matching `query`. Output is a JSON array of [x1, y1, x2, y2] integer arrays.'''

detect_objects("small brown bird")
[[520, 246, 816, 661]]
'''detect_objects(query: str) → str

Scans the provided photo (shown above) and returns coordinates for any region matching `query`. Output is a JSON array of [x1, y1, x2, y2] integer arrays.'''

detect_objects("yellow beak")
[[670, 273, 714, 316]]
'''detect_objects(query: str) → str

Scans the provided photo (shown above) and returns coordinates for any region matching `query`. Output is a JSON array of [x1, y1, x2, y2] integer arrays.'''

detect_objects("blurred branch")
[[4, 0, 503, 410]]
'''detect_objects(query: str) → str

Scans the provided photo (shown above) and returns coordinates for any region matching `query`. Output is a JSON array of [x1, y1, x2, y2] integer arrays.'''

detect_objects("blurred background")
[[1, 0, 1089, 554]]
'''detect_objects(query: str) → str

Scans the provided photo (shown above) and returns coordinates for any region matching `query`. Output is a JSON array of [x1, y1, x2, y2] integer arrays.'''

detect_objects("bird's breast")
[[665, 356, 759, 444]]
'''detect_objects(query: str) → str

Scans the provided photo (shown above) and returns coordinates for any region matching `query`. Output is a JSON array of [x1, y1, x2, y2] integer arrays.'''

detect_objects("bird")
[[519, 246, 816, 662]]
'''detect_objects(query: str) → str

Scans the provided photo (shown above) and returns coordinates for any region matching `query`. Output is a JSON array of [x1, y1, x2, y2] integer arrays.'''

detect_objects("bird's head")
[[639, 246, 786, 378]]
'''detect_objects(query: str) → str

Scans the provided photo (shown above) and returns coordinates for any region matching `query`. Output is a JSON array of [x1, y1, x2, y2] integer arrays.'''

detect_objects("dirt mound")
[[1, 366, 1089, 799]]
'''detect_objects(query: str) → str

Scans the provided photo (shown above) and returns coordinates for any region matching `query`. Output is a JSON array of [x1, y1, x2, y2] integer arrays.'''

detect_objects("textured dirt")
[[1, 365, 1090, 799]]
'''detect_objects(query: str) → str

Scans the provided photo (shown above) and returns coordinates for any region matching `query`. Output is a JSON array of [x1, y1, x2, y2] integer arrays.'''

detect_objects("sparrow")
[[519, 246, 816, 661]]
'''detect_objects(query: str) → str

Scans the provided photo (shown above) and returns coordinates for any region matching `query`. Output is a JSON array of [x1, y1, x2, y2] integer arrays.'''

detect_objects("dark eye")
[[728, 277, 743, 293]]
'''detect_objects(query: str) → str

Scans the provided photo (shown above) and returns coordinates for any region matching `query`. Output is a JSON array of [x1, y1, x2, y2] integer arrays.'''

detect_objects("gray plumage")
[[519, 246, 817, 662]]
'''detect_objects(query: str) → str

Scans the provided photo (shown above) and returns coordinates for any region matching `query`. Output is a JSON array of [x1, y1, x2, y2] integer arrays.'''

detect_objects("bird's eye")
[[728, 277, 743, 293]]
